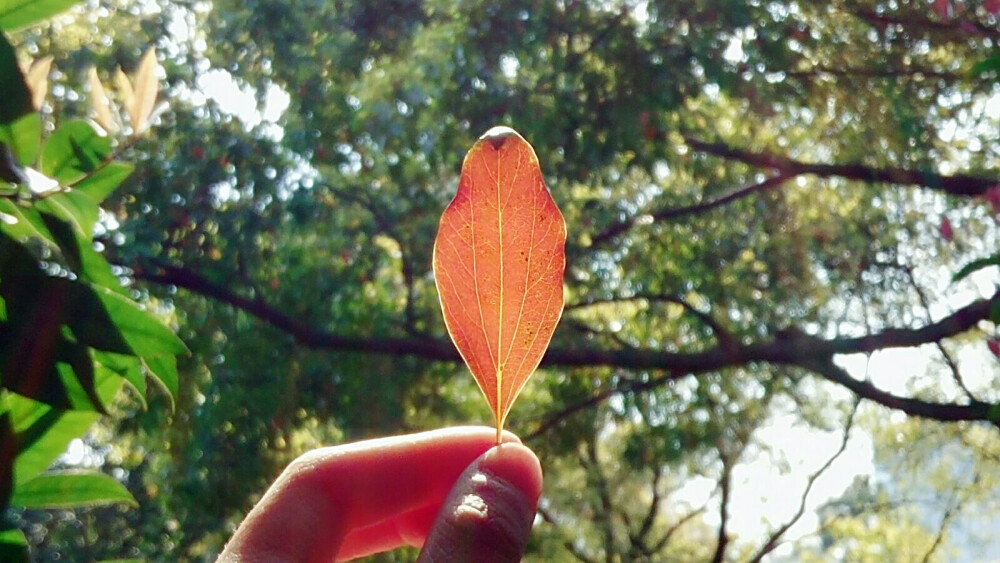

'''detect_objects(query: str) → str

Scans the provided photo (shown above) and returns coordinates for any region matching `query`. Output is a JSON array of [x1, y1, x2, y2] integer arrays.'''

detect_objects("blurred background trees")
[[4, 0, 1000, 560]]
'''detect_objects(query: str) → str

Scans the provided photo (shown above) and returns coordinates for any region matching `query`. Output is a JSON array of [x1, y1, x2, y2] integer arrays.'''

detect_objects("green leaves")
[[40, 120, 112, 183], [6, 393, 100, 484], [0, 0, 80, 31], [0, 525, 28, 563], [0, 228, 186, 412], [0, 114, 39, 167], [0, 15, 179, 556], [10, 472, 136, 508], [74, 162, 133, 202]]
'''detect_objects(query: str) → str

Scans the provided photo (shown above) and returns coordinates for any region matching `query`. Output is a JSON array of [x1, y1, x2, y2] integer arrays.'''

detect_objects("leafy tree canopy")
[[4, 0, 1000, 560]]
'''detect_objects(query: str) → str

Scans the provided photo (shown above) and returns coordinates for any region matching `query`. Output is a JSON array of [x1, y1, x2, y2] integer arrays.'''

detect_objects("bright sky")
[[196, 68, 290, 135]]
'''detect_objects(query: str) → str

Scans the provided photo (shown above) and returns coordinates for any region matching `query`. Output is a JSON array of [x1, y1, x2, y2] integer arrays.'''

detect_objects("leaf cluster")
[[0, 4, 182, 558]]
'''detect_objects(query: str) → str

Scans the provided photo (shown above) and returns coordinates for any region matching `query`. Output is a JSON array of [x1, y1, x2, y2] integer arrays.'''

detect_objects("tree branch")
[[748, 400, 860, 563], [801, 357, 994, 424], [566, 292, 736, 348], [632, 466, 663, 551], [711, 456, 733, 563], [684, 137, 998, 197], [902, 265, 976, 400], [133, 260, 456, 358], [847, 6, 1000, 40], [134, 260, 1000, 426], [648, 505, 707, 554], [590, 172, 795, 246], [583, 438, 617, 563], [325, 184, 419, 333], [785, 65, 971, 81]]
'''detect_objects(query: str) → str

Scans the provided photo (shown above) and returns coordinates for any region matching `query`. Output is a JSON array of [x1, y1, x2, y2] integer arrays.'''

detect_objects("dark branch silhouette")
[[590, 172, 795, 246], [133, 260, 1000, 427], [847, 6, 1000, 39], [711, 456, 733, 563], [566, 292, 735, 348], [592, 135, 997, 246], [785, 65, 972, 81], [683, 137, 997, 197]]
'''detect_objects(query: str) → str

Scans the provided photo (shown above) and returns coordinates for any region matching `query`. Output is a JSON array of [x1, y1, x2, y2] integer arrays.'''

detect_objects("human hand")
[[218, 426, 543, 562]]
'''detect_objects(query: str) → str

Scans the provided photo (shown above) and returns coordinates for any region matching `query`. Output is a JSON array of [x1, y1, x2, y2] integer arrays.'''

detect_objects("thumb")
[[417, 443, 543, 563]]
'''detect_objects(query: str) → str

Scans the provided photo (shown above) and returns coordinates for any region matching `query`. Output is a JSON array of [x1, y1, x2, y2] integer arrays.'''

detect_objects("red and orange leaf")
[[433, 126, 566, 443]]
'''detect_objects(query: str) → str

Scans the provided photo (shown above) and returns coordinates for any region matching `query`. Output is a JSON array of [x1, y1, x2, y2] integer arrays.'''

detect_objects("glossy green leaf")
[[11, 471, 136, 508], [40, 120, 112, 184], [0, 245, 85, 410], [0, 320, 106, 412], [35, 188, 100, 238], [94, 351, 145, 408], [0, 526, 28, 563], [87, 284, 187, 357], [25, 281, 144, 356], [0, 254, 127, 411], [0, 114, 39, 167], [55, 344, 106, 413], [0, 244, 101, 411], [6, 393, 99, 484], [0, 199, 56, 247], [73, 161, 132, 203], [40, 212, 125, 293], [142, 354, 177, 408], [0, 0, 81, 31]]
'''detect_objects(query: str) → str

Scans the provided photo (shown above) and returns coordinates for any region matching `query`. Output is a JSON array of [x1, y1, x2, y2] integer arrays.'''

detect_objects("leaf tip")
[[479, 125, 523, 149]]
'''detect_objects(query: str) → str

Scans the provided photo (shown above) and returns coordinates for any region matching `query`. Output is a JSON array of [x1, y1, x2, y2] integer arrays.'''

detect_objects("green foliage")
[[0, 4, 182, 558], [11, 472, 136, 509], [5, 0, 1000, 560], [0, 0, 79, 31]]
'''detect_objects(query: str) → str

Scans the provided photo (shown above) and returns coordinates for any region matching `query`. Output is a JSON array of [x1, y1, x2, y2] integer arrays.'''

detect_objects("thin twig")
[[748, 399, 861, 562]]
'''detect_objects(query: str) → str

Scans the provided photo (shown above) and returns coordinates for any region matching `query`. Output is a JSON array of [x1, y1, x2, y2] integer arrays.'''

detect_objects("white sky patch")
[[673, 410, 876, 552], [728, 417, 875, 543], [984, 92, 1000, 120], [723, 38, 744, 64], [196, 69, 290, 135], [24, 167, 59, 195], [59, 438, 106, 468], [499, 52, 520, 80]]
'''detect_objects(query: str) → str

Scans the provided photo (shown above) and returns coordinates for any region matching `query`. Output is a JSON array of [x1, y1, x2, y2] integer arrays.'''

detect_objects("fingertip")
[[417, 444, 543, 563], [498, 428, 523, 445], [477, 443, 543, 503]]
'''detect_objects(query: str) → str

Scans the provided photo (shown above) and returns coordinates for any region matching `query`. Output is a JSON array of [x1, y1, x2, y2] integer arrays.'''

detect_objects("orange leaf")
[[433, 126, 566, 443]]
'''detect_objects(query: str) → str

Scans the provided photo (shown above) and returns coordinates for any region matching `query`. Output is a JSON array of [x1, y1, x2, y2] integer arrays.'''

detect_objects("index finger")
[[219, 426, 519, 562]]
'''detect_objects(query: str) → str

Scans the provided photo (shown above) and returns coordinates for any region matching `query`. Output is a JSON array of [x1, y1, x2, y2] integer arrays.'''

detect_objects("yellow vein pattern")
[[433, 126, 566, 443]]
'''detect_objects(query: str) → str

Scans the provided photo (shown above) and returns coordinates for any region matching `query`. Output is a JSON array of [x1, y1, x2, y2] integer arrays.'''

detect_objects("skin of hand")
[[217, 426, 543, 562]]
